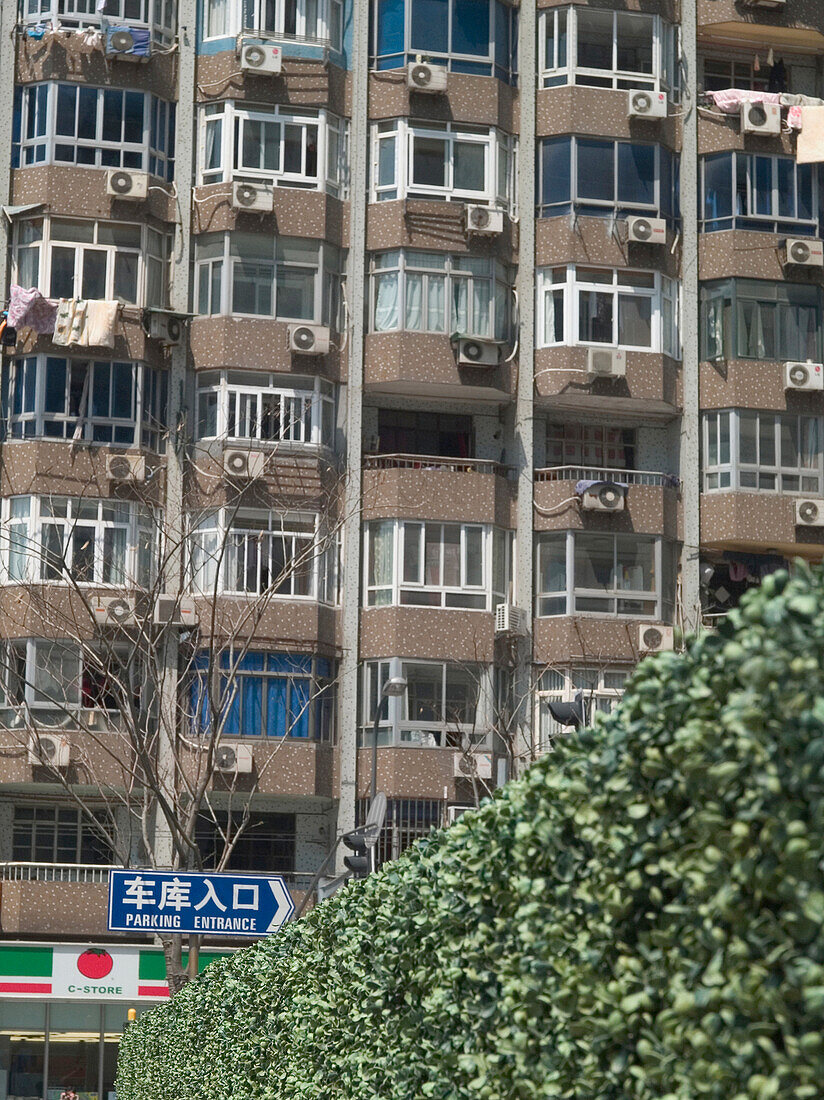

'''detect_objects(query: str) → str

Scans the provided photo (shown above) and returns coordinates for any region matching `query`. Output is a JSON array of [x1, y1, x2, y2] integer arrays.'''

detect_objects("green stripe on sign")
[[0, 946, 53, 977], [138, 951, 230, 980]]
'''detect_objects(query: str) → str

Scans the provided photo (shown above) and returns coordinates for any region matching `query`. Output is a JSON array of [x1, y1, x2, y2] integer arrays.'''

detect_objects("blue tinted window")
[[540, 137, 570, 210], [703, 153, 732, 223], [617, 142, 654, 205], [411, 0, 448, 52], [578, 140, 613, 202], [44, 359, 66, 414], [452, 0, 489, 56]]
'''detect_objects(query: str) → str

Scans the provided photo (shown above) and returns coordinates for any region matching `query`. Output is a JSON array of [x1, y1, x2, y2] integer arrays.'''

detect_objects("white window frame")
[[702, 409, 824, 495], [364, 519, 509, 611], [14, 83, 175, 178], [536, 265, 680, 357], [12, 217, 170, 310], [20, 0, 176, 45], [190, 509, 338, 603], [195, 370, 334, 448], [535, 531, 670, 620], [0, 496, 157, 589], [536, 666, 630, 751], [2, 356, 167, 451], [203, 0, 342, 48], [194, 233, 340, 324], [370, 119, 516, 213], [539, 8, 679, 95], [360, 658, 493, 748], [199, 101, 346, 196]]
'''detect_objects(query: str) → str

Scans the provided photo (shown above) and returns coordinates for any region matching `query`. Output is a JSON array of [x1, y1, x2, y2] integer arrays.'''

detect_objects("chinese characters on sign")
[[108, 870, 295, 936]]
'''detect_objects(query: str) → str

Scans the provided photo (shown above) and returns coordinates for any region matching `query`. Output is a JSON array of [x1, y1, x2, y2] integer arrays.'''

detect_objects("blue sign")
[[107, 869, 295, 936]]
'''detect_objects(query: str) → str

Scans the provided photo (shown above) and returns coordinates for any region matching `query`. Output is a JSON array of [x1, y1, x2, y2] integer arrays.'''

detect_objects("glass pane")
[[412, 136, 447, 188], [453, 141, 485, 192]]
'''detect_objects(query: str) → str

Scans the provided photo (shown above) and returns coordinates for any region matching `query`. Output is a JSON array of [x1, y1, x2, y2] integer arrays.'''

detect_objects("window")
[[540, 8, 679, 94], [1, 357, 167, 450], [194, 233, 342, 324], [191, 652, 336, 741], [196, 811, 295, 873], [371, 119, 516, 210], [369, 251, 510, 341], [375, 409, 473, 457], [537, 266, 680, 357], [365, 520, 510, 610], [703, 410, 824, 494], [356, 797, 442, 864], [13, 218, 170, 309], [203, 0, 343, 49], [702, 57, 770, 94], [537, 666, 629, 750], [538, 137, 678, 222], [12, 84, 175, 179], [701, 153, 823, 235], [199, 102, 345, 196], [0, 639, 133, 725], [0, 497, 157, 588], [701, 279, 822, 362], [12, 805, 114, 865], [191, 509, 337, 602], [535, 531, 675, 619], [360, 659, 491, 747], [371, 0, 517, 82], [196, 371, 334, 448], [21, 0, 176, 45], [546, 423, 636, 470]]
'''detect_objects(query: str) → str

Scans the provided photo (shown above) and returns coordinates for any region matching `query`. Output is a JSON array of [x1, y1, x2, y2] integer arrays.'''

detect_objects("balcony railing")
[[0, 862, 319, 895], [535, 466, 679, 488], [364, 453, 509, 475]]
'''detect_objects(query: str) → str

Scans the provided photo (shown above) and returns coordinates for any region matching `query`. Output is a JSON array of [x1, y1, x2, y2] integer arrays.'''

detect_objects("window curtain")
[[207, 0, 230, 36], [801, 418, 820, 469], [705, 295, 724, 359], [374, 272, 399, 331], [405, 273, 423, 330], [451, 277, 469, 334], [192, 528, 219, 593], [543, 288, 555, 345], [427, 275, 445, 331], [737, 299, 767, 358], [369, 522, 394, 604], [473, 279, 491, 337]]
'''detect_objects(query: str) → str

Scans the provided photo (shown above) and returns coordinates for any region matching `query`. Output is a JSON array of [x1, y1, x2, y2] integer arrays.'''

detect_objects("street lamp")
[[371, 675, 407, 801]]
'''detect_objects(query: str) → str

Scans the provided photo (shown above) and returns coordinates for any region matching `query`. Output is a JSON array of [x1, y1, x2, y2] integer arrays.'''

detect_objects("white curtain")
[[374, 272, 399, 331], [451, 277, 468, 334], [369, 522, 394, 605], [405, 273, 423, 330], [427, 275, 445, 332], [543, 288, 555, 345], [207, 0, 230, 36], [706, 296, 724, 359]]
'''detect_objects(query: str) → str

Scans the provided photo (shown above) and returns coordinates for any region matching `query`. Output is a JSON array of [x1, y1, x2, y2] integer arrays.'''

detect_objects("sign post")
[[107, 870, 295, 936]]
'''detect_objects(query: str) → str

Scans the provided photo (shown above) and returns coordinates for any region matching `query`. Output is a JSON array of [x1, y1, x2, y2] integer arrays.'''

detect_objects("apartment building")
[[1, 0, 824, 1093]]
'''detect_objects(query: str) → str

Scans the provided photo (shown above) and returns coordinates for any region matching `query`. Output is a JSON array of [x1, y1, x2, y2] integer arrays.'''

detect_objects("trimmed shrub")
[[118, 565, 824, 1100]]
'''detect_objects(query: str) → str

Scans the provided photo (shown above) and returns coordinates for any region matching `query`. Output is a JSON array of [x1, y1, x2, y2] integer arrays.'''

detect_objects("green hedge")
[[118, 565, 824, 1100]]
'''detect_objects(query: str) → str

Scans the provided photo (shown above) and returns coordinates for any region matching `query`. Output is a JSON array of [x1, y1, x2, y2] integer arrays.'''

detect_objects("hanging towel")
[[53, 298, 77, 345], [82, 299, 119, 348], [797, 106, 824, 163], [7, 285, 58, 334]]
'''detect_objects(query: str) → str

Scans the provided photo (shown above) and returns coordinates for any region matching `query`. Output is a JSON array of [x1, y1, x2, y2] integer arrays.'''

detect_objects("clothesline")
[[6, 285, 121, 349]]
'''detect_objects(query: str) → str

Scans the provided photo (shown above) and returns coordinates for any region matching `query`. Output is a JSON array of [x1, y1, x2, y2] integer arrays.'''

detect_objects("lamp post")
[[371, 676, 407, 802]]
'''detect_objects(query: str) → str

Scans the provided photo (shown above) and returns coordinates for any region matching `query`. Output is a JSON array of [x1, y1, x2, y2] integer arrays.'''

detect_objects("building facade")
[[1, 0, 824, 1094]]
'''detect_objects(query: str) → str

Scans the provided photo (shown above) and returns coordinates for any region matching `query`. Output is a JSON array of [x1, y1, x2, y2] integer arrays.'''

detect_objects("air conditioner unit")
[[447, 805, 473, 824], [106, 453, 146, 482], [465, 205, 504, 236], [93, 596, 137, 627], [495, 603, 528, 635], [215, 743, 254, 774], [153, 595, 199, 626], [407, 62, 448, 94], [785, 238, 824, 267], [453, 751, 493, 780], [741, 100, 781, 135], [241, 42, 283, 75], [289, 324, 331, 355], [785, 361, 824, 391], [106, 169, 149, 201], [628, 89, 667, 119], [105, 26, 151, 60], [796, 499, 824, 527], [223, 448, 266, 480], [457, 338, 499, 367], [232, 181, 275, 214], [28, 733, 70, 768], [148, 311, 185, 346], [626, 216, 667, 245], [581, 483, 626, 512], [638, 624, 674, 653], [587, 347, 626, 378]]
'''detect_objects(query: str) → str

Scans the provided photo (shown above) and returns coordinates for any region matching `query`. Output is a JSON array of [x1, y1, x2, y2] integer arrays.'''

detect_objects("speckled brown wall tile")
[[187, 446, 340, 511], [699, 230, 824, 284], [0, 881, 117, 938], [368, 72, 519, 132], [698, 115, 797, 158], [363, 331, 513, 399], [11, 314, 162, 366], [535, 216, 681, 277], [533, 615, 662, 667], [192, 184, 345, 244], [366, 198, 517, 260], [189, 316, 345, 380], [361, 466, 516, 526], [195, 54, 347, 114], [191, 596, 339, 655], [0, 440, 165, 503], [533, 480, 679, 538], [700, 359, 824, 413], [701, 490, 824, 556], [181, 740, 335, 799], [536, 87, 680, 151], [16, 29, 177, 100], [534, 346, 681, 409], [12, 165, 177, 224], [697, 0, 824, 32], [356, 745, 466, 801], [359, 607, 495, 663]]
